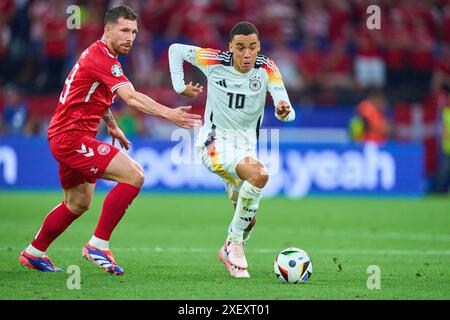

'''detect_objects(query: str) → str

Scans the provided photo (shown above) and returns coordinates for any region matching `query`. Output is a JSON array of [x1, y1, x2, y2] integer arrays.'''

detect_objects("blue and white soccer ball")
[[274, 247, 313, 284]]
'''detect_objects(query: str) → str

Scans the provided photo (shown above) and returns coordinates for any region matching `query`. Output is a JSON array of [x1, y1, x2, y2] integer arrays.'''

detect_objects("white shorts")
[[196, 139, 257, 203]]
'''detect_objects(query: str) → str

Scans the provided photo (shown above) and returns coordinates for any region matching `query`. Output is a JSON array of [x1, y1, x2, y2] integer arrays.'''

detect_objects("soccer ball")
[[274, 247, 313, 284]]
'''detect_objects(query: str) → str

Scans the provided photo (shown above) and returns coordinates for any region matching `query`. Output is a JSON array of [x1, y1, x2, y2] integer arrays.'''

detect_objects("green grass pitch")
[[0, 192, 449, 300]]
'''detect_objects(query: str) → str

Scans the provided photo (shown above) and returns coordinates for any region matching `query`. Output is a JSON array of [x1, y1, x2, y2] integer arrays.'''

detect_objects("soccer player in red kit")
[[18, 5, 201, 275]]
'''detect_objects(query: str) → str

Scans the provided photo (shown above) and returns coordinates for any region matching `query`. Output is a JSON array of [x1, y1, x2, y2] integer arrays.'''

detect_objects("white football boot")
[[219, 244, 250, 278], [225, 237, 248, 269]]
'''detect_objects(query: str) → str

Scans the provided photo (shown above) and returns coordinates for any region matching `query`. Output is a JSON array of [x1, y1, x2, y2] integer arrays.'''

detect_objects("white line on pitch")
[[3, 247, 450, 256]]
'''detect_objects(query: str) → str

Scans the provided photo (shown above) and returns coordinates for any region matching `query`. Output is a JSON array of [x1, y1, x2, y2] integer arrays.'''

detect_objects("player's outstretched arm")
[[168, 43, 210, 98], [116, 84, 201, 129]]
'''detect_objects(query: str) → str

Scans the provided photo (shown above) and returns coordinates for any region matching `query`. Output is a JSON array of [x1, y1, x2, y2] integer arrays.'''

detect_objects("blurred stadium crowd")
[[0, 0, 449, 139]]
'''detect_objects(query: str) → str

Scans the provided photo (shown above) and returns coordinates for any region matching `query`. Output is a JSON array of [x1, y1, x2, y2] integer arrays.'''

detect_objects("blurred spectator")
[[139, 0, 179, 35], [299, 0, 329, 42], [128, 30, 163, 87], [268, 38, 303, 91], [28, 0, 51, 50], [165, 1, 222, 49], [257, 2, 285, 46], [436, 103, 450, 193], [42, 2, 69, 92], [350, 0, 381, 24], [354, 90, 391, 144], [444, 3, 450, 44], [1, 84, 28, 135], [325, 0, 352, 43], [322, 41, 354, 91], [4, 0, 30, 88], [0, 16, 11, 86], [383, 10, 412, 94], [115, 104, 146, 138], [28, 0, 52, 89], [0, 0, 16, 22], [297, 37, 325, 93], [262, 0, 298, 42], [0, 0, 449, 133], [354, 24, 385, 89], [74, 3, 103, 57], [410, 18, 436, 96], [431, 44, 450, 93]]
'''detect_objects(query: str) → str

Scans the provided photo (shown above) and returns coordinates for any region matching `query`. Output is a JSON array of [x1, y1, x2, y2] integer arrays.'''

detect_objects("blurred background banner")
[[0, 0, 449, 195], [0, 136, 423, 197]]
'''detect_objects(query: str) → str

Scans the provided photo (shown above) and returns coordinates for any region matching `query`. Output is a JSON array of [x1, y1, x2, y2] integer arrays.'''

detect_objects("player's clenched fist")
[[169, 105, 202, 128], [275, 100, 291, 119]]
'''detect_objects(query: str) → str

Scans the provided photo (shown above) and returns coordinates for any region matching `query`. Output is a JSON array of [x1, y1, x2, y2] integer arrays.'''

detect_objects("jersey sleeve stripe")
[[195, 48, 222, 67], [199, 52, 221, 58], [258, 56, 283, 84], [265, 66, 283, 84], [111, 82, 133, 93]]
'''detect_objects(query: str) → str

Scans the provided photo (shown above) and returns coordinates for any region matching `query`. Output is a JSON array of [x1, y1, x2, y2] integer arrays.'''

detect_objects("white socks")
[[89, 235, 109, 250], [228, 180, 262, 241], [229, 225, 254, 243], [26, 244, 45, 258], [25, 236, 109, 258]]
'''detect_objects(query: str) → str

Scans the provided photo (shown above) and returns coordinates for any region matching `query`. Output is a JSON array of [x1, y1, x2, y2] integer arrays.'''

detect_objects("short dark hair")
[[230, 21, 259, 41], [104, 5, 137, 25]]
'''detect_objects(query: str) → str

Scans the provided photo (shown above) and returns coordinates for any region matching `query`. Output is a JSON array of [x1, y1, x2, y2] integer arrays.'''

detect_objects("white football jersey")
[[169, 44, 293, 147]]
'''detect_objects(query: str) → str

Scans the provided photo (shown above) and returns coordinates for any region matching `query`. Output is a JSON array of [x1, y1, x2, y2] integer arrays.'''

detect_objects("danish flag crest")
[[76, 144, 94, 157], [97, 144, 111, 155]]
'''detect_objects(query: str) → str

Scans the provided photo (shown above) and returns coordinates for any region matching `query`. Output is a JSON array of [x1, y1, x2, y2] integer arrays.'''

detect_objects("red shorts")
[[49, 132, 120, 189]]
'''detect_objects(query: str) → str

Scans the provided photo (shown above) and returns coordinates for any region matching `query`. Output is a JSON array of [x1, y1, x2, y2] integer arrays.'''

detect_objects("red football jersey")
[[48, 40, 132, 139]]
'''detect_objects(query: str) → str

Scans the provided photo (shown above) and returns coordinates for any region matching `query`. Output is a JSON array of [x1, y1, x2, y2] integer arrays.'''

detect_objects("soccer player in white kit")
[[168, 22, 295, 277]]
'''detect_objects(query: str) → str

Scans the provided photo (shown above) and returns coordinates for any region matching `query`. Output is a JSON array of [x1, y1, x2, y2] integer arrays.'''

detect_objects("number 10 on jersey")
[[227, 93, 245, 109]]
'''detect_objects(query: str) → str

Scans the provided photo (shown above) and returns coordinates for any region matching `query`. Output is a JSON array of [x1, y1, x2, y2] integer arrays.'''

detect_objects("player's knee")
[[248, 169, 269, 188], [129, 163, 144, 187], [66, 198, 90, 215], [76, 203, 90, 214], [259, 172, 269, 187]]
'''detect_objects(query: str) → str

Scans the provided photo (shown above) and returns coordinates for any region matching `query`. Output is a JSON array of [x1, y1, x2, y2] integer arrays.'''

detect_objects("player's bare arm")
[[103, 108, 130, 149], [181, 81, 204, 98], [115, 84, 201, 129]]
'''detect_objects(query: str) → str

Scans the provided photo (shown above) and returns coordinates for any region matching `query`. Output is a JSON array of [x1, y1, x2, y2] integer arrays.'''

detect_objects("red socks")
[[94, 182, 141, 241], [30, 183, 140, 252], [31, 202, 80, 252]]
